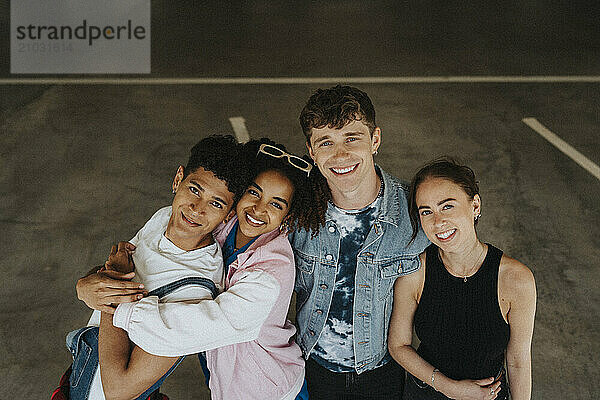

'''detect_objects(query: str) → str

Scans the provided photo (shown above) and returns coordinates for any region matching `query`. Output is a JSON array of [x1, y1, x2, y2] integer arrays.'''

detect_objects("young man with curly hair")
[[289, 85, 430, 399], [63, 135, 251, 400]]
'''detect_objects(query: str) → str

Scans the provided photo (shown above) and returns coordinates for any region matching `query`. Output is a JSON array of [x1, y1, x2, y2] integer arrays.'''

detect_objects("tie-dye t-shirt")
[[311, 195, 382, 372]]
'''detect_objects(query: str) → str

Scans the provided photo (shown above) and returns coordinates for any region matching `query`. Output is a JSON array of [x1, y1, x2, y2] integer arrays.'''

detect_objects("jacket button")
[[320, 284, 328, 289], [325, 254, 333, 261], [309, 330, 316, 336], [328, 226, 335, 233], [316, 309, 323, 314]]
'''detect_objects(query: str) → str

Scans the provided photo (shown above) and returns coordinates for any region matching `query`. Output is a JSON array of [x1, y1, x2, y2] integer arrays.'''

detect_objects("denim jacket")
[[289, 166, 430, 374]]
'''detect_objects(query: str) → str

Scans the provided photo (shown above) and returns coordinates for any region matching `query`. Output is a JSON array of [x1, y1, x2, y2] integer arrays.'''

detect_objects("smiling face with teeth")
[[416, 177, 481, 253], [307, 120, 381, 209], [234, 169, 295, 248], [167, 166, 235, 251]]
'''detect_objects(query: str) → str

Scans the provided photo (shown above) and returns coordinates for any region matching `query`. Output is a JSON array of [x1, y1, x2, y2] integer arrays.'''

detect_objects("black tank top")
[[414, 244, 510, 381]]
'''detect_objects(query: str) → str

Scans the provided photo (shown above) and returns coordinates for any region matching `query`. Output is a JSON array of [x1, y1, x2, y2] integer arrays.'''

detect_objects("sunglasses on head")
[[257, 143, 313, 176]]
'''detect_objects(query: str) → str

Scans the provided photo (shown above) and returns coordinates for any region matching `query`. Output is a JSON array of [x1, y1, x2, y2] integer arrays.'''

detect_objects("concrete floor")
[[1, 1, 598, 399]]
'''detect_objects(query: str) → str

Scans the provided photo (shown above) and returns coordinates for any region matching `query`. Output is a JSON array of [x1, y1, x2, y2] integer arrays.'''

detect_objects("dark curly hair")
[[184, 135, 252, 204], [409, 157, 480, 243], [299, 85, 376, 143], [242, 138, 328, 236]]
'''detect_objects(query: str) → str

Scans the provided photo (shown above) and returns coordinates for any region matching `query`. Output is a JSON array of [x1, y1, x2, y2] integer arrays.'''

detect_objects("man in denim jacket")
[[289, 85, 429, 398]]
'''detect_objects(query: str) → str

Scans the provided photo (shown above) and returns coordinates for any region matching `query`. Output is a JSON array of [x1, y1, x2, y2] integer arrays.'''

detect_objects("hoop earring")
[[475, 213, 481, 222]]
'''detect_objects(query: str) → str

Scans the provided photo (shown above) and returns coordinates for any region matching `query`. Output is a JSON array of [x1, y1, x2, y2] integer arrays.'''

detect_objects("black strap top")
[[413, 244, 510, 380]]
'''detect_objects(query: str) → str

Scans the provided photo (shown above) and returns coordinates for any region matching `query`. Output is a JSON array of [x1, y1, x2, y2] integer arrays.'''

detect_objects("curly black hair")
[[242, 138, 328, 236], [299, 85, 376, 143], [184, 135, 253, 204]]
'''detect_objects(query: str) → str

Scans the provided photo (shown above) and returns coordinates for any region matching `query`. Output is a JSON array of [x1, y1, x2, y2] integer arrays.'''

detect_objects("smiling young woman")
[[389, 158, 537, 400], [234, 170, 295, 248], [195, 138, 326, 400]]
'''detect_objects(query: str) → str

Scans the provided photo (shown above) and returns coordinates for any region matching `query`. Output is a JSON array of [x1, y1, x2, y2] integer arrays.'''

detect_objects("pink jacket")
[[206, 217, 305, 400], [113, 216, 304, 399]]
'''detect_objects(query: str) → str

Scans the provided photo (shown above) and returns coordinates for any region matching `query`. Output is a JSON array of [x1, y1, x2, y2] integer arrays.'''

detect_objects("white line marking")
[[1, 76, 600, 85], [229, 117, 250, 143], [522, 117, 600, 180]]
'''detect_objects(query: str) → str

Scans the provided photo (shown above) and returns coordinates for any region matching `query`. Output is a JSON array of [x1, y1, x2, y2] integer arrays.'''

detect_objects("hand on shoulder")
[[105, 241, 136, 274]]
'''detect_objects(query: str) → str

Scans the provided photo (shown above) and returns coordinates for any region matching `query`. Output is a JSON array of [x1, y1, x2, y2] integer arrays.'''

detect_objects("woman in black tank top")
[[388, 159, 537, 400]]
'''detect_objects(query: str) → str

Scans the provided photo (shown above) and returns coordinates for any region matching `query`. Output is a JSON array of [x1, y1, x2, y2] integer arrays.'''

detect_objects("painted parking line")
[[523, 117, 600, 180], [229, 117, 250, 143], [1, 75, 600, 85]]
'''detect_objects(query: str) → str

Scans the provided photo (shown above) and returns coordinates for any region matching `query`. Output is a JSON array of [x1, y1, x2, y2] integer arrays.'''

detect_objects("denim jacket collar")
[[376, 165, 405, 227]]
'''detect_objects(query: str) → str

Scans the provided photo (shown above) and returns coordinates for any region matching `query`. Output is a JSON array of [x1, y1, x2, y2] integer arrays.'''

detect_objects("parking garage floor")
[[1, 2, 598, 399]]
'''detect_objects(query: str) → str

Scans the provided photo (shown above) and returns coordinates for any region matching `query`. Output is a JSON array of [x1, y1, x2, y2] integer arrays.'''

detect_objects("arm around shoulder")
[[113, 267, 281, 356]]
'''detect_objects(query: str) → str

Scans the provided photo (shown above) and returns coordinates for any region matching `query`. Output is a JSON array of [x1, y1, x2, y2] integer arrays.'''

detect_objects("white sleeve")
[[87, 310, 101, 327], [129, 229, 142, 247], [113, 268, 280, 357]]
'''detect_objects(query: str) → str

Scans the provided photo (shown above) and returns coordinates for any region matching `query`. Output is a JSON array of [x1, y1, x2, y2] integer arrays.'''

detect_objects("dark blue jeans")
[[67, 277, 217, 399]]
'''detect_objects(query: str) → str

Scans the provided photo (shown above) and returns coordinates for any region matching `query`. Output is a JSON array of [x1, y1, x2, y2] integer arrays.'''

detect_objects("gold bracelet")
[[431, 368, 439, 391]]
